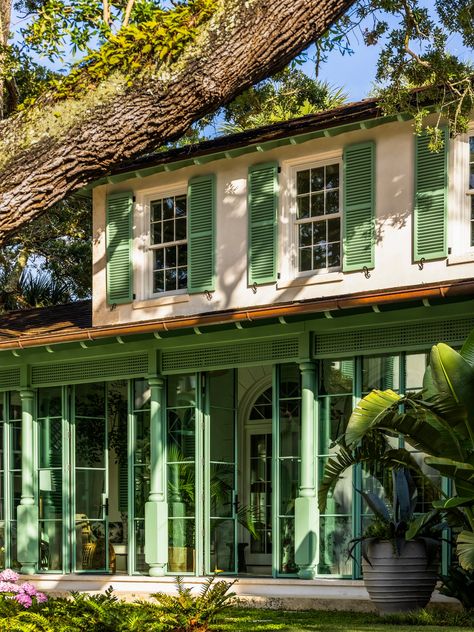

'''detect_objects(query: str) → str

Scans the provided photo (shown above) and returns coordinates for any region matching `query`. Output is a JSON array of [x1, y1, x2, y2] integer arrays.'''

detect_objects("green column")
[[17, 389, 38, 575], [144, 376, 168, 577], [295, 362, 319, 579]]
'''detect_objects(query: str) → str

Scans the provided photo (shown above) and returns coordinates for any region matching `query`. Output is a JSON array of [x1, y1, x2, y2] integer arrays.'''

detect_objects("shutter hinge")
[[277, 166, 281, 173], [132, 293, 136, 300], [132, 196, 136, 202], [448, 247, 452, 255]]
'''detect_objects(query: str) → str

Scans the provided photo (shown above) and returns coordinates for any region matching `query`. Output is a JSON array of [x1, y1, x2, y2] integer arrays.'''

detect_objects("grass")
[[213, 608, 474, 632]]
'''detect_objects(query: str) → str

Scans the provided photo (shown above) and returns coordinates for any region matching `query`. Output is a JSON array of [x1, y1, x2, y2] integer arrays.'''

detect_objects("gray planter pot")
[[362, 540, 438, 615]]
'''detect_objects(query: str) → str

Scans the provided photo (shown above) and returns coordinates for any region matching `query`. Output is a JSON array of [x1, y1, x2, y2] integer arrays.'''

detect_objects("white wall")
[[92, 119, 474, 327]]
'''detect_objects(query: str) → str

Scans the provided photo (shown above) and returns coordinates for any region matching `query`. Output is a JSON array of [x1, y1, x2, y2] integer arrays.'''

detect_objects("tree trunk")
[[0, 0, 354, 242]]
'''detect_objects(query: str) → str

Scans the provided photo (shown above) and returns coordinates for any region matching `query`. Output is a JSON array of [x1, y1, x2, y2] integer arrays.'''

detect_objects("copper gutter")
[[1, 279, 474, 352]]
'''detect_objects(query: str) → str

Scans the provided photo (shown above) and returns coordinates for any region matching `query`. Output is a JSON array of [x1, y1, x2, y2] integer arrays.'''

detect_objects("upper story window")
[[150, 193, 187, 294], [469, 136, 474, 246], [295, 161, 341, 273]]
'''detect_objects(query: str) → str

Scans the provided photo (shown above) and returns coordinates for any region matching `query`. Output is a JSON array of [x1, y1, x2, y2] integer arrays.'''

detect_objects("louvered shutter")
[[106, 192, 133, 305], [414, 128, 448, 261], [248, 162, 278, 285], [188, 174, 215, 293], [343, 142, 375, 272]]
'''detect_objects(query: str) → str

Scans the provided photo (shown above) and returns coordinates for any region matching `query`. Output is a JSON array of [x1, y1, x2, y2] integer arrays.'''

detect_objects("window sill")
[[133, 293, 190, 309], [447, 252, 474, 266], [277, 271, 343, 290]]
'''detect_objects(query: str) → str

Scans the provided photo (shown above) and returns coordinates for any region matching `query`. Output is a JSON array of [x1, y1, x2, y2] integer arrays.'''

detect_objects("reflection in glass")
[[362, 355, 400, 393], [210, 520, 235, 573], [318, 516, 352, 576], [39, 521, 62, 571], [280, 517, 297, 574], [168, 519, 195, 573], [38, 388, 62, 418]]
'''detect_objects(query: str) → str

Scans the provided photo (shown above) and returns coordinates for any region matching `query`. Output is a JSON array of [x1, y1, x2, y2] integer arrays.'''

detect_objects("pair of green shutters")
[[106, 132, 448, 304]]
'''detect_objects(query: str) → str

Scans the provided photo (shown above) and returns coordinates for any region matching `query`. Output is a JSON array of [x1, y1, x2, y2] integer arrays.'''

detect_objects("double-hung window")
[[295, 161, 342, 273], [149, 193, 188, 294]]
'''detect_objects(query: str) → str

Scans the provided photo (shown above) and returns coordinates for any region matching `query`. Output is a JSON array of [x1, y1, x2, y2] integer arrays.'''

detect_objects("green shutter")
[[106, 192, 133, 305], [248, 162, 278, 285], [188, 174, 215, 293], [414, 128, 448, 261], [343, 142, 375, 272]]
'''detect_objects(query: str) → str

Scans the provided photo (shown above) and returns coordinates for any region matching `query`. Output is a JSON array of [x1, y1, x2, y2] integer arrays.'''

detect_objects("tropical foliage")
[[341, 330, 474, 570]]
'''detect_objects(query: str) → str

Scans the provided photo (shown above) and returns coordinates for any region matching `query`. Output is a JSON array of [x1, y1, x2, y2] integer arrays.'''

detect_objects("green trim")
[[248, 161, 279, 285], [343, 141, 375, 272], [106, 191, 134, 305], [413, 128, 448, 261]]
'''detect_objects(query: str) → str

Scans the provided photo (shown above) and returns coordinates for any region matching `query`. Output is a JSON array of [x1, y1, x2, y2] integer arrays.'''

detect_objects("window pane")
[[311, 167, 324, 191], [163, 220, 174, 243], [153, 271, 164, 293], [313, 221, 325, 244], [175, 195, 187, 217], [177, 244, 187, 266], [176, 218, 186, 241], [154, 249, 164, 270], [151, 200, 161, 223], [299, 224, 312, 247], [177, 268, 187, 290], [299, 248, 312, 271], [165, 268, 177, 291], [297, 196, 309, 219], [165, 245, 177, 269], [326, 190, 339, 214], [327, 243, 340, 268], [325, 164, 339, 189], [327, 218, 340, 243], [152, 222, 162, 245], [311, 192, 324, 216], [313, 245, 326, 269], [163, 197, 174, 220], [296, 170, 310, 194]]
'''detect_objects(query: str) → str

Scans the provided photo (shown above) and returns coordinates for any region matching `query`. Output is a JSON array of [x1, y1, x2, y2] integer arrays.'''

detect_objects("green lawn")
[[213, 608, 473, 632]]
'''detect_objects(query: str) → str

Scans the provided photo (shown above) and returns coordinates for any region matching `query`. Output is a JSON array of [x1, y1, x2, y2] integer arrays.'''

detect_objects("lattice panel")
[[31, 353, 149, 386], [314, 317, 474, 358], [0, 367, 21, 390], [161, 337, 300, 373]]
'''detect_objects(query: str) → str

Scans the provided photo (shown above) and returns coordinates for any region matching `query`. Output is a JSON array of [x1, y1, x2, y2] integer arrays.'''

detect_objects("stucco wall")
[[92, 119, 474, 327]]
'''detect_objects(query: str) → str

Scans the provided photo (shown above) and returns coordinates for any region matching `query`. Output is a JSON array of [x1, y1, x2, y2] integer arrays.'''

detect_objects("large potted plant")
[[349, 468, 442, 615]]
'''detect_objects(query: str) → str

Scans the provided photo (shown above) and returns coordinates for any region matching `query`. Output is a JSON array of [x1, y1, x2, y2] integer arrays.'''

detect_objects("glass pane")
[[135, 412, 150, 464], [299, 247, 312, 271], [327, 243, 340, 268], [210, 409, 234, 463], [280, 364, 300, 398], [39, 521, 62, 571], [311, 192, 324, 216], [177, 268, 187, 290], [152, 222, 162, 245], [210, 520, 235, 572], [327, 218, 340, 243], [362, 355, 400, 392], [38, 418, 62, 469], [210, 463, 233, 517], [154, 248, 164, 269], [12, 422, 21, 470], [38, 388, 62, 418], [165, 268, 177, 291], [320, 460, 352, 514], [134, 519, 148, 573], [168, 410, 195, 462], [168, 519, 195, 572], [9, 522, 18, 571], [176, 218, 186, 241], [134, 465, 150, 519], [167, 375, 196, 408], [326, 190, 339, 214], [0, 524, 4, 569], [299, 223, 312, 247], [39, 470, 62, 519], [153, 271, 164, 293], [151, 200, 162, 223], [279, 459, 299, 515], [297, 196, 309, 219], [313, 245, 326, 269], [75, 417, 105, 468], [325, 164, 339, 189], [319, 360, 353, 395], [311, 167, 324, 191], [318, 516, 352, 576], [76, 470, 106, 518], [165, 245, 177, 268], [168, 463, 195, 516], [134, 380, 151, 411], [163, 220, 174, 243], [313, 220, 325, 244], [209, 370, 234, 410], [163, 197, 174, 220], [279, 405, 300, 458], [280, 517, 297, 574], [75, 383, 105, 418], [405, 353, 428, 392], [319, 395, 353, 453], [9, 393, 21, 421], [175, 196, 187, 217], [296, 170, 310, 195], [177, 244, 187, 266]]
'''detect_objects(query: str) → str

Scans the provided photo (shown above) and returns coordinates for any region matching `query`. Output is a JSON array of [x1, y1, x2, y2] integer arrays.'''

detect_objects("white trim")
[[135, 183, 188, 301], [448, 127, 474, 257]]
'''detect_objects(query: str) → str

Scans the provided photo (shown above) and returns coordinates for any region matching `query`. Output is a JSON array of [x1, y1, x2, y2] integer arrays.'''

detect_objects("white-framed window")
[[148, 191, 188, 294], [469, 135, 474, 247], [294, 159, 342, 273]]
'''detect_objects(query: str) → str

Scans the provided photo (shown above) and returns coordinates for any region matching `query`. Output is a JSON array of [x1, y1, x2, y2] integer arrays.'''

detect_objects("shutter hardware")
[[362, 266, 371, 279], [417, 257, 425, 271]]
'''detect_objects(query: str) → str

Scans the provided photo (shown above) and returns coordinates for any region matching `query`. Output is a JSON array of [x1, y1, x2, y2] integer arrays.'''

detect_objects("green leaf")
[[457, 530, 474, 570], [460, 328, 474, 366], [345, 389, 402, 446]]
